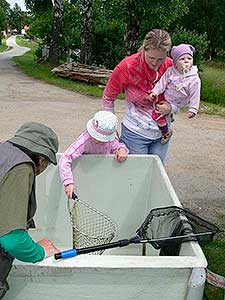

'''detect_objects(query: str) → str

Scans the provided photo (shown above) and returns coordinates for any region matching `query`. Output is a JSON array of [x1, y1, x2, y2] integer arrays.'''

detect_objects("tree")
[[25, 0, 63, 64], [62, 1, 81, 60], [25, 0, 53, 45], [49, 0, 63, 64], [28, 10, 53, 44], [24, 0, 53, 13], [179, 0, 225, 58], [103, 0, 190, 56], [80, 0, 92, 64], [0, 7, 6, 44], [0, 0, 10, 44], [0, 0, 10, 11], [8, 3, 30, 32]]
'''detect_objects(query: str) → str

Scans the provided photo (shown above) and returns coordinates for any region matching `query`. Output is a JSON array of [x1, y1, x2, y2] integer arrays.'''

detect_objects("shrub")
[[171, 27, 209, 69], [92, 22, 124, 69]]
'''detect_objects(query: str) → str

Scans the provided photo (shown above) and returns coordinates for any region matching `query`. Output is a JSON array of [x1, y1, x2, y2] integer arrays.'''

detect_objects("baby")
[[59, 110, 128, 198], [149, 43, 201, 144]]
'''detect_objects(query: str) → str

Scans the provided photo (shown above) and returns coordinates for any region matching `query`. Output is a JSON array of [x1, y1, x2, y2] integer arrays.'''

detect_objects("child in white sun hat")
[[59, 110, 129, 198], [149, 43, 201, 144]]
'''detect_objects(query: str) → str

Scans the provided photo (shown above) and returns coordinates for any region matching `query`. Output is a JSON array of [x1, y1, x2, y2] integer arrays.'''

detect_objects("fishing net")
[[136, 206, 220, 256], [55, 205, 220, 260], [69, 194, 116, 255]]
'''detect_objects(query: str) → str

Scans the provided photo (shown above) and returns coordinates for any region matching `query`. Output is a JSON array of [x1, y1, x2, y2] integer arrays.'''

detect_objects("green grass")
[[0, 38, 8, 52], [202, 236, 225, 300], [199, 101, 225, 118], [201, 61, 225, 108], [15, 36, 39, 52]]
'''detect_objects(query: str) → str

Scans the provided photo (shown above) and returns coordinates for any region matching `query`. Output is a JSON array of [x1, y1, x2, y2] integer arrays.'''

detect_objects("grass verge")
[[203, 236, 225, 300], [201, 61, 225, 108], [0, 38, 8, 52]]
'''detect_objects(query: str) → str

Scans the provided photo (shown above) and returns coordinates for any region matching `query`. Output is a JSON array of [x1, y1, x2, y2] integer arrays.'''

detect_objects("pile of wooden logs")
[[51, 62, 112, 85]]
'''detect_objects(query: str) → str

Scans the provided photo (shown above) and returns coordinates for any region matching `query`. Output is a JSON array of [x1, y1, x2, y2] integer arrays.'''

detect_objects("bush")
[[92, 22, 124, 69], [171, 27, 209, 69], [28, 11, 53, 46]]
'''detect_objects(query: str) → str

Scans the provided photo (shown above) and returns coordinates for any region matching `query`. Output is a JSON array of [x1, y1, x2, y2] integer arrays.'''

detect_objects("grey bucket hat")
[[8, 122, 59, 165]]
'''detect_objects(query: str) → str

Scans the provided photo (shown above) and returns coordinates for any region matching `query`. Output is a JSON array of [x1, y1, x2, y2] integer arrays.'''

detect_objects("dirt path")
[[1, 36, 225, 227]]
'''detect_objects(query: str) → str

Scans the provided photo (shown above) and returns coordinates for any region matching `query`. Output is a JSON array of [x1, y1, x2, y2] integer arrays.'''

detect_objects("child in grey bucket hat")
[[8, 121, 59, 165]]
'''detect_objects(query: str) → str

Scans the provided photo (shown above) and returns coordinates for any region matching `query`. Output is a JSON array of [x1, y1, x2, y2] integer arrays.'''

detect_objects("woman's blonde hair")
[[139, 29, 171, 52]]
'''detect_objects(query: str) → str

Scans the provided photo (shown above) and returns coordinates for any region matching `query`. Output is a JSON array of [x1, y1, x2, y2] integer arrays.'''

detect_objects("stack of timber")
[[51, 62, 112, 85]]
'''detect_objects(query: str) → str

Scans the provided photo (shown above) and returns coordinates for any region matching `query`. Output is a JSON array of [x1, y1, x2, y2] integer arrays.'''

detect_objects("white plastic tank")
[[5, 155, 207, 300]]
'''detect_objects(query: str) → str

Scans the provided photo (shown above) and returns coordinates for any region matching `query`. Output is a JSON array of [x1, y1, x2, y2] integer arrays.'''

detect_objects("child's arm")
[[151, 68, 171, 96], [188, 76, 201, 118], [59, 133, 87, 198], [149, 69, 180, 115], [59, 151, 78, 199]]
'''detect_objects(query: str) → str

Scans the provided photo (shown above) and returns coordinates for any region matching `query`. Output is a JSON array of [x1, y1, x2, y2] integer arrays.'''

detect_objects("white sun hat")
[[86, 110, 118, 142]]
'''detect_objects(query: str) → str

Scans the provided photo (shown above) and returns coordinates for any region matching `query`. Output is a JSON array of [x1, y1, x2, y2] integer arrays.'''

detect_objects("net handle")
[[54, 231, 212, 260], [72, 192, 78, 200], [54, 239, 130, 259], [67, 192, 78, 214]]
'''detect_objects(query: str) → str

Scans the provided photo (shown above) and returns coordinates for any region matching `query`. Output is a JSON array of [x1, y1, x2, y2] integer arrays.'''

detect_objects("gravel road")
[[1, 36, 225, 227]]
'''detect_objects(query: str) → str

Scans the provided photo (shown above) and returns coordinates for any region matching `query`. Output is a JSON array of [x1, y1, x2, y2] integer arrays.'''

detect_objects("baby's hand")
[[149, 92, 157, 104], [65, 183, 75, 199], [188, 112, 196, 119], [114, 148, 128, 163]]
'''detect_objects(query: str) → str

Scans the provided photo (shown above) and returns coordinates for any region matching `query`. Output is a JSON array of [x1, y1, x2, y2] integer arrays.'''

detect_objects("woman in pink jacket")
[[102, 29, 173, 164], [149, 44, 201, 144]]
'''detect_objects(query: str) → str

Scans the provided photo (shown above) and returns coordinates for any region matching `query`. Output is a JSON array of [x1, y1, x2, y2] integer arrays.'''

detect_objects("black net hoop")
[[136, 206, 220, 255]]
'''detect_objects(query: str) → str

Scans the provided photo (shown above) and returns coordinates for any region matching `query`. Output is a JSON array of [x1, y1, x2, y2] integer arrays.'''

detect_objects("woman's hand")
[[65, 183, 75, 199], [38, 238, 59, 258], [155, 101, 172, 116], [114, 148, 128, 163]]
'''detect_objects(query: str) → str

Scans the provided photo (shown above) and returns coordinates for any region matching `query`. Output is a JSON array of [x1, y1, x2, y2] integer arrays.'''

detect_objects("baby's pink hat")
[[171, 44, 195, 64]]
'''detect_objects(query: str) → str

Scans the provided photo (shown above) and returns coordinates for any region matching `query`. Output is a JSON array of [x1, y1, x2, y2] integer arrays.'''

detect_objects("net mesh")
[[136, 206, 219, 255], [70, 199, 116, 255]]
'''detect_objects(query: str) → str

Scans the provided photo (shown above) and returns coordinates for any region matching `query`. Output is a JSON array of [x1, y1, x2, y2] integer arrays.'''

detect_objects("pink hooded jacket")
[[152, 65, 201, 114]]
